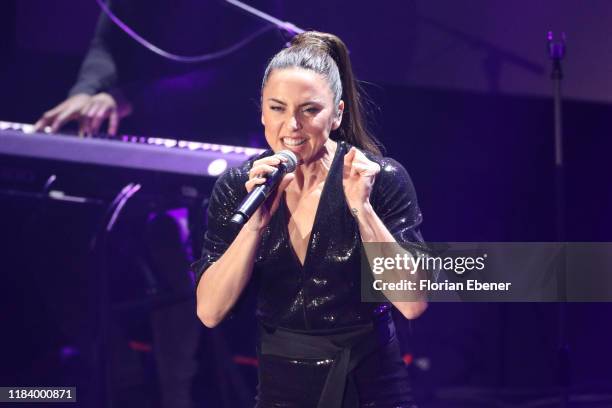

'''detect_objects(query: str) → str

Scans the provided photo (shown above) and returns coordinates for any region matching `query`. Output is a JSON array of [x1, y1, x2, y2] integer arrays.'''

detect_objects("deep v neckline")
[[281, 143, 343, 270]]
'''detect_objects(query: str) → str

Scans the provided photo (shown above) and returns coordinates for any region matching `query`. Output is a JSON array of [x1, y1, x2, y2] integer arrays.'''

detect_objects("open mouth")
[[282, 137, 307, 147]]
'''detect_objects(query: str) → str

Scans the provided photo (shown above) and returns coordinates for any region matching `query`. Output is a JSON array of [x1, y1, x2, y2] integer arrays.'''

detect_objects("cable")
[[88, 181, 142, 408], [223, 0, 304, 35], [94, 0, 277, 63], [105, 183, 141, 232]]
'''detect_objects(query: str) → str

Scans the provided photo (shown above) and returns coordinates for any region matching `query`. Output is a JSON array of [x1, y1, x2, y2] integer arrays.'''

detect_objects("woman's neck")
[[292, 139, 337, 193]]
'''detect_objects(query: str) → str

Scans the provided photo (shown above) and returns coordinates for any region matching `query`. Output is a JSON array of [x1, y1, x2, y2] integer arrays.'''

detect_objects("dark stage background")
[[1, 1, 612, 407]]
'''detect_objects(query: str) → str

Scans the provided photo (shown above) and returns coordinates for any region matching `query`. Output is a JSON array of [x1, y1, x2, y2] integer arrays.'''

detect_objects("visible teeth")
[[283, 138, 306, 146]]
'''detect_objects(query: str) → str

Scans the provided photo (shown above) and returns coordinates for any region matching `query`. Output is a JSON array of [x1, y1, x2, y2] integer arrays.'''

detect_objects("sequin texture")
[[192, 141, 424, 331]]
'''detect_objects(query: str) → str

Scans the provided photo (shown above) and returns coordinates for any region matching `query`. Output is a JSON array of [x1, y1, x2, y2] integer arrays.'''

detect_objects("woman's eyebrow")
[[299, 100, 323, 107], [267, 98, 286, 105], [266, 98, 323, 107]]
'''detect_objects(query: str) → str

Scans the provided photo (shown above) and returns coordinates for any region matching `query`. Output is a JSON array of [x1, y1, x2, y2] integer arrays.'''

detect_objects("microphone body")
[[230, 150, 297, 226]]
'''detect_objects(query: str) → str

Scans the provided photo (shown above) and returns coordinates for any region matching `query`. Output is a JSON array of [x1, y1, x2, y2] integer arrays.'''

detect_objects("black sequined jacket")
[[192, 141, 424, 331]]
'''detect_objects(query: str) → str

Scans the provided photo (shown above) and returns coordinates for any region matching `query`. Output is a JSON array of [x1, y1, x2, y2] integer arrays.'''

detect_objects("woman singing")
[[193, 31, 426, 408]]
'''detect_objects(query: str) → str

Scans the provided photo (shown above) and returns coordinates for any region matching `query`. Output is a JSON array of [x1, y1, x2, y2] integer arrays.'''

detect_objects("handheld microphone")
[[230, 150, 298, 226]]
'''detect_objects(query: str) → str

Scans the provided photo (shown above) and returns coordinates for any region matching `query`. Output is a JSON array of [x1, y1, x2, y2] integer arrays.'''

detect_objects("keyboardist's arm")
[[34, 0, 131, 136], [69, 0, 118, 97]]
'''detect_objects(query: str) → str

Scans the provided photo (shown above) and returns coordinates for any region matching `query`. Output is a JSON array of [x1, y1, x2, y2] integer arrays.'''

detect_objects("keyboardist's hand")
[[79, 92, 121, 136], [34, 92, 121, 136]]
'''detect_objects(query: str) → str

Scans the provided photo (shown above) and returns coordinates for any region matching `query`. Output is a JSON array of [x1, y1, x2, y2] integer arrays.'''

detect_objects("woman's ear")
[[332, 100, 345, 130]]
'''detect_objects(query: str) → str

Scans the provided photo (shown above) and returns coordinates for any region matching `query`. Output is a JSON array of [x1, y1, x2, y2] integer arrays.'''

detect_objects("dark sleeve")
[[371, 157, 424, 245], [190, 167, 248, 288], [68, 1, 119, 96]]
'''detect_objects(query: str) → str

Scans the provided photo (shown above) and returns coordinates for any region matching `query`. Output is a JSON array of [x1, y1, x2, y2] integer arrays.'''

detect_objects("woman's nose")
[[286, 114, 301, 131]]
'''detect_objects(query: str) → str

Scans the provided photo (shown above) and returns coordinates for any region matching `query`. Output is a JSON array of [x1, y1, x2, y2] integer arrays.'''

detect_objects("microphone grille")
[[276, 150, 298, 172]]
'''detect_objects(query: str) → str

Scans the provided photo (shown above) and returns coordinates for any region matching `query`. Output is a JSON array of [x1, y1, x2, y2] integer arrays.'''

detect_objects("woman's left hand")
[[342, 146, 381, 211]]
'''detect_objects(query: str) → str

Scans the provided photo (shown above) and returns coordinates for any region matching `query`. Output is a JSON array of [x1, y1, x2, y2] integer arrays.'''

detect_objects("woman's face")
[[261, 68, 343, 163]]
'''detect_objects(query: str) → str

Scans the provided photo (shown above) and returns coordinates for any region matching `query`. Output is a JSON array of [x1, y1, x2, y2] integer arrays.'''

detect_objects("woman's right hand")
[[244, 155, 295, 232]]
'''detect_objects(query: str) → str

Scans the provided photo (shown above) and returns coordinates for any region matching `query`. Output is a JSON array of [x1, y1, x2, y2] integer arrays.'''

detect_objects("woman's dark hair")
[[261, 31, 382, 156]]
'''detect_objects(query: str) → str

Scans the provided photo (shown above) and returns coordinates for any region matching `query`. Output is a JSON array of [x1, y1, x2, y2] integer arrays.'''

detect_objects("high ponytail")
[[262, 31, 382, 156]]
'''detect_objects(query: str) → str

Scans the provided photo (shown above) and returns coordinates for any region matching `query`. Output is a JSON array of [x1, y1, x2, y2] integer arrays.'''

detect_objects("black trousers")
[[255, 314, 416, 408]]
